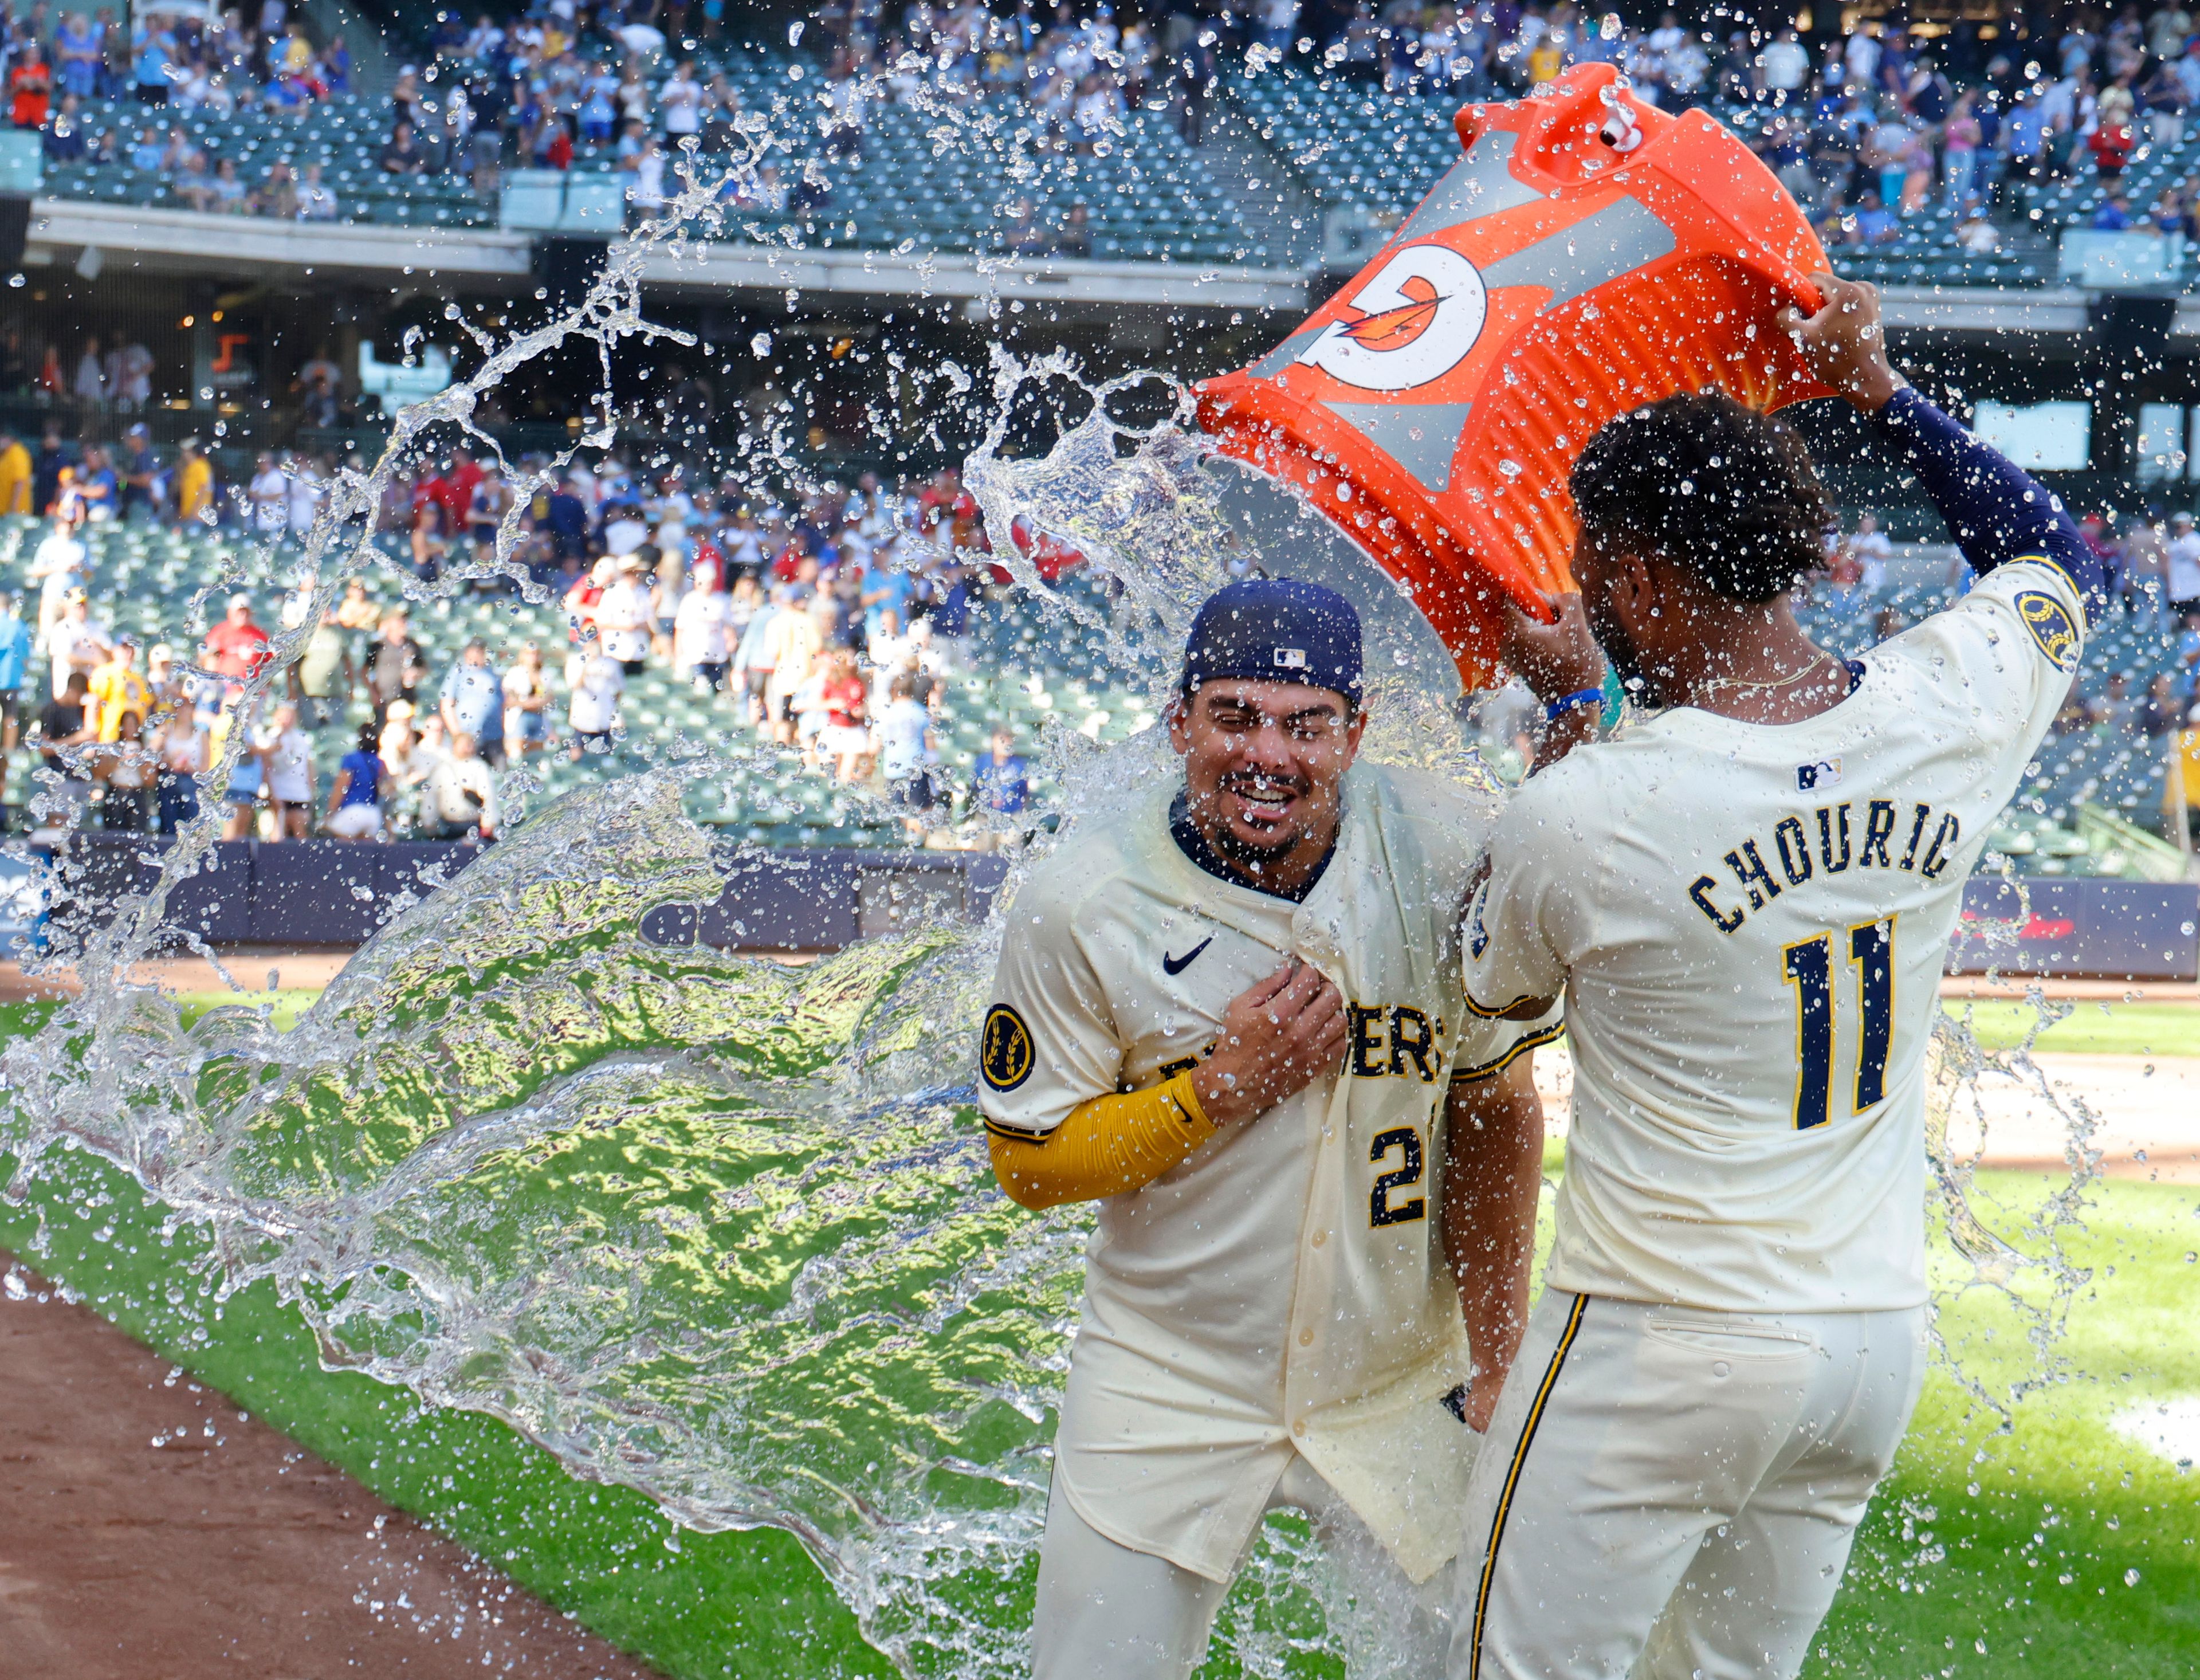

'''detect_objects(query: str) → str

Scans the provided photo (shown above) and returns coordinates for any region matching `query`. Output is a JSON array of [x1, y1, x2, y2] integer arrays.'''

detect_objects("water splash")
[[0, 73, 2129, 1680]]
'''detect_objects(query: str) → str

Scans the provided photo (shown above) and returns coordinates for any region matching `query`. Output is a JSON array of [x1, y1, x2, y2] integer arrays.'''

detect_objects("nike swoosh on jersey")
[[1161, 936, 1213, 976]]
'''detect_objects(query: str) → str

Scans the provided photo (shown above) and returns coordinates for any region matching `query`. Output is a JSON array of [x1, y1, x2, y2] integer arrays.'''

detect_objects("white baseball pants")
[[1032, 1454, 1456, 1680], [1448, 1290, 1927, 1680]]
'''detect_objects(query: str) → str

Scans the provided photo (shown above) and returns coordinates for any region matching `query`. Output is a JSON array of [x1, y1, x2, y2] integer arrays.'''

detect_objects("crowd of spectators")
[[9, 0, 356, 159], [415, 0, 2200, 256], [2, 431, 1047, 846]]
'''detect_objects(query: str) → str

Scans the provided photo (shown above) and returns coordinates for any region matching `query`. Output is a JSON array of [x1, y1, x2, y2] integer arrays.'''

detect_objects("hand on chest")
[[1108, 909, 1452, 1094]]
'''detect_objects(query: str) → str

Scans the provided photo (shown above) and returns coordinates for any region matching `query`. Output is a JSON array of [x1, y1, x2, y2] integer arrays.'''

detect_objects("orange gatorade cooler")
[[1196, 62, 1833, 689]]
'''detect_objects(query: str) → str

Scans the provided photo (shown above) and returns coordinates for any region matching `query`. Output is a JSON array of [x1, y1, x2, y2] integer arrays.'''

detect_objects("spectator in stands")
[[595, 555, 657, 673], [293, 605, 353, 726], [175, 437, 213, 527], [2095, 77, 2139, 176], [74, 443, 117, 521], [661, 57, 704, 147], [438, 638, 507, 767], [210, 694, 266, 840], [762, 582, 823, 745], [90, 707, 156, 830], [0, 591, 27, 751], [2170, 511, 2200, 612], [876, 669, 937, 835], [0, 431, 26, 518], [2093, 190, 2135, 230], [1955, 206, 2002, 254], [298, 161, 339, 219], [2142, 671, 2187, 739], [46, 588, 111, 699], [325, 720, 387, 839], [567, 635, 623, 757], [1848, 189, 1899, 245], [133, 28, 176, 105], [501, 641, 548, 757], [203, 592, 272, 683], [44, 93, 84, 162], [152, 698, 202, 833], [27, 512, 86, 641], [53, 10, 100, 100], [1003, 195, 1048, 255], [11, 42, 52, 131], [32, 670, 96, 831], [2094, 670, 2146, 735], [250, 700, 311, 839], [673, 563, 733, 691], [363, 608, 425, 725], [818, 645, 873, 783], [256, 159, 302, 218], [210, 155, 248, 211], [1056, 199, 1094, 257], [88, 633, 151, 741], [117, 423, 156, 516], [2143, 49, 2191, 147], [2167, 701, 2200, 842], [71, 335, 105, 405], [381, 118, 426, 176], [971, 724, 1030, 825]]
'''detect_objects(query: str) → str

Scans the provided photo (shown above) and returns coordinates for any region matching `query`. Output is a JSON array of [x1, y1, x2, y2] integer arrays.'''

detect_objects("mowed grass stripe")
[[0, 1006, 2193, 1677]]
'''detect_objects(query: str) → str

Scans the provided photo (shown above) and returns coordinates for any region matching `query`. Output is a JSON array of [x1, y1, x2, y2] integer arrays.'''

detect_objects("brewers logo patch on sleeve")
[[2012, 587, 2078, 671], [980, 1004, 1036, 1093]]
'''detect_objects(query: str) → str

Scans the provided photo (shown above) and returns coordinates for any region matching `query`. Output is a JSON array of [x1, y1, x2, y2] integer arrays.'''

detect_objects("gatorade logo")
[[1299, 244, 1489, 393]]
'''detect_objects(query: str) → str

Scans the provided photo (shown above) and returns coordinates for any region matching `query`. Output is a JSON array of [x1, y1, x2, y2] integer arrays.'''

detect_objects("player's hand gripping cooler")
[[1196, 63, 1833, 688]]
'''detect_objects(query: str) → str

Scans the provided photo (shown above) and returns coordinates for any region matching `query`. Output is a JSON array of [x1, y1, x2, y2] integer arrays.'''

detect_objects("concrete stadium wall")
[[41, 835, 1011, 953], [36, 835, 2197, 979]]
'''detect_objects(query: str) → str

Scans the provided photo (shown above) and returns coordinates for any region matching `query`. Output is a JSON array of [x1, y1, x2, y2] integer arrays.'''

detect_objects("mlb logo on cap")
[[1181, 578, 1365, 701]]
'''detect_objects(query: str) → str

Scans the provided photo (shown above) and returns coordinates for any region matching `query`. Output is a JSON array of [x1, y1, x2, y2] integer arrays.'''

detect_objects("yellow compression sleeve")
[[988, 1073, 1215, 1211]]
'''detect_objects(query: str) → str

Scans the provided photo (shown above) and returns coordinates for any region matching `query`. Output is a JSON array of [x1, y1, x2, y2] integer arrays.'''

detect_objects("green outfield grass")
[[0, 1000, 2194, 1679], [1942, 998, 2200, 1059]]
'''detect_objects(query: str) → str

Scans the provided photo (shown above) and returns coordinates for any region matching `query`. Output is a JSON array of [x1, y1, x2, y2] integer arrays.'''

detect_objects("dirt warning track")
[[0, 1255, 659, 1680]]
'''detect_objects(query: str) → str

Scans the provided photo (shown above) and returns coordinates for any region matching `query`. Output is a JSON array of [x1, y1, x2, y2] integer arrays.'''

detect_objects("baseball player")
[[980, 578, 1559, 1679], [1446, 274, 2102, 1680]]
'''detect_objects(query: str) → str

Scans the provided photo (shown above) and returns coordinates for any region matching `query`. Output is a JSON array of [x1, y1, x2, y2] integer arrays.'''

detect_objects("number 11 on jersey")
[[1781, 916, 1897, 1130]]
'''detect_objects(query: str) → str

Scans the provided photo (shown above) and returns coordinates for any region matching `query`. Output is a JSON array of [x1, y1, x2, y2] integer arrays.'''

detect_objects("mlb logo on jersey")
[[1796, 757, 1843, 792]]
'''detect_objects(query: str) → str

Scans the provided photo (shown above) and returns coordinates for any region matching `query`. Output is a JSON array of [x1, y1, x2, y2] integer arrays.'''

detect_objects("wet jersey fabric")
[[981, 760, 1555, 1583], [1463, 556, 2084, 1314]]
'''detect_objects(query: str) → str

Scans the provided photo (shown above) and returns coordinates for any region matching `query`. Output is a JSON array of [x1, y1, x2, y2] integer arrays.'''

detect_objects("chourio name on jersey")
[[1688, 798, 1962, 935]]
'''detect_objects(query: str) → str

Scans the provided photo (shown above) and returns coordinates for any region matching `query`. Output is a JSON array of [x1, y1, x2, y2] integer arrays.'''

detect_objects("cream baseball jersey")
[[981, 760, 1556, 1584], [1463, 556, 2086, 1315]]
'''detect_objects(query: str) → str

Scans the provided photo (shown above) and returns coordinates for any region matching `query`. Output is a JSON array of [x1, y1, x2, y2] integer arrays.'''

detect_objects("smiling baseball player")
[[981, 578, 1558, 1679], [1445, 276, 2104, 1680]]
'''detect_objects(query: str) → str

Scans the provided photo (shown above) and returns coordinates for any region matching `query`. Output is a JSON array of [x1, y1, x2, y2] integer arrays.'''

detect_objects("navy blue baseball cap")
[[1181, 578, 1363, 703]]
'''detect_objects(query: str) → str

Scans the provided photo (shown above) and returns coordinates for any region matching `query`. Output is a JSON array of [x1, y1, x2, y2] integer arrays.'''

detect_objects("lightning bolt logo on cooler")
[[1196, 63, 1835, 688]]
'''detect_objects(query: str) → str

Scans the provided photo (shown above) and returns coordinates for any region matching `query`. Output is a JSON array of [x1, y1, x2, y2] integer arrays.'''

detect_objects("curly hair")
[[1569, 391, 1834, 604]]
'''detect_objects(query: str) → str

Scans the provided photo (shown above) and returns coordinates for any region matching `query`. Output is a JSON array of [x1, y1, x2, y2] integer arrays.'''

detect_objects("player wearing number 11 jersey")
[[1446, 275, 2104, 1680]]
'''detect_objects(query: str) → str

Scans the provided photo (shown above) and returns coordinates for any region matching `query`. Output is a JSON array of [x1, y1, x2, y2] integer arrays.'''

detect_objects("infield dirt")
[[0, 1256, 659, 1680]]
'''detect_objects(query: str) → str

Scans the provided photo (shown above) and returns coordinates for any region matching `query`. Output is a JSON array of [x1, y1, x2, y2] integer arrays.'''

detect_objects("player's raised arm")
[[1779, 275, 2104, 621]]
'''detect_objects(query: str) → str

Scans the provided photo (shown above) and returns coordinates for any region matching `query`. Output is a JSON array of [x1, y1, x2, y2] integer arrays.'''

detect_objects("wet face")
[[1169, 678, 1364, 875]]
